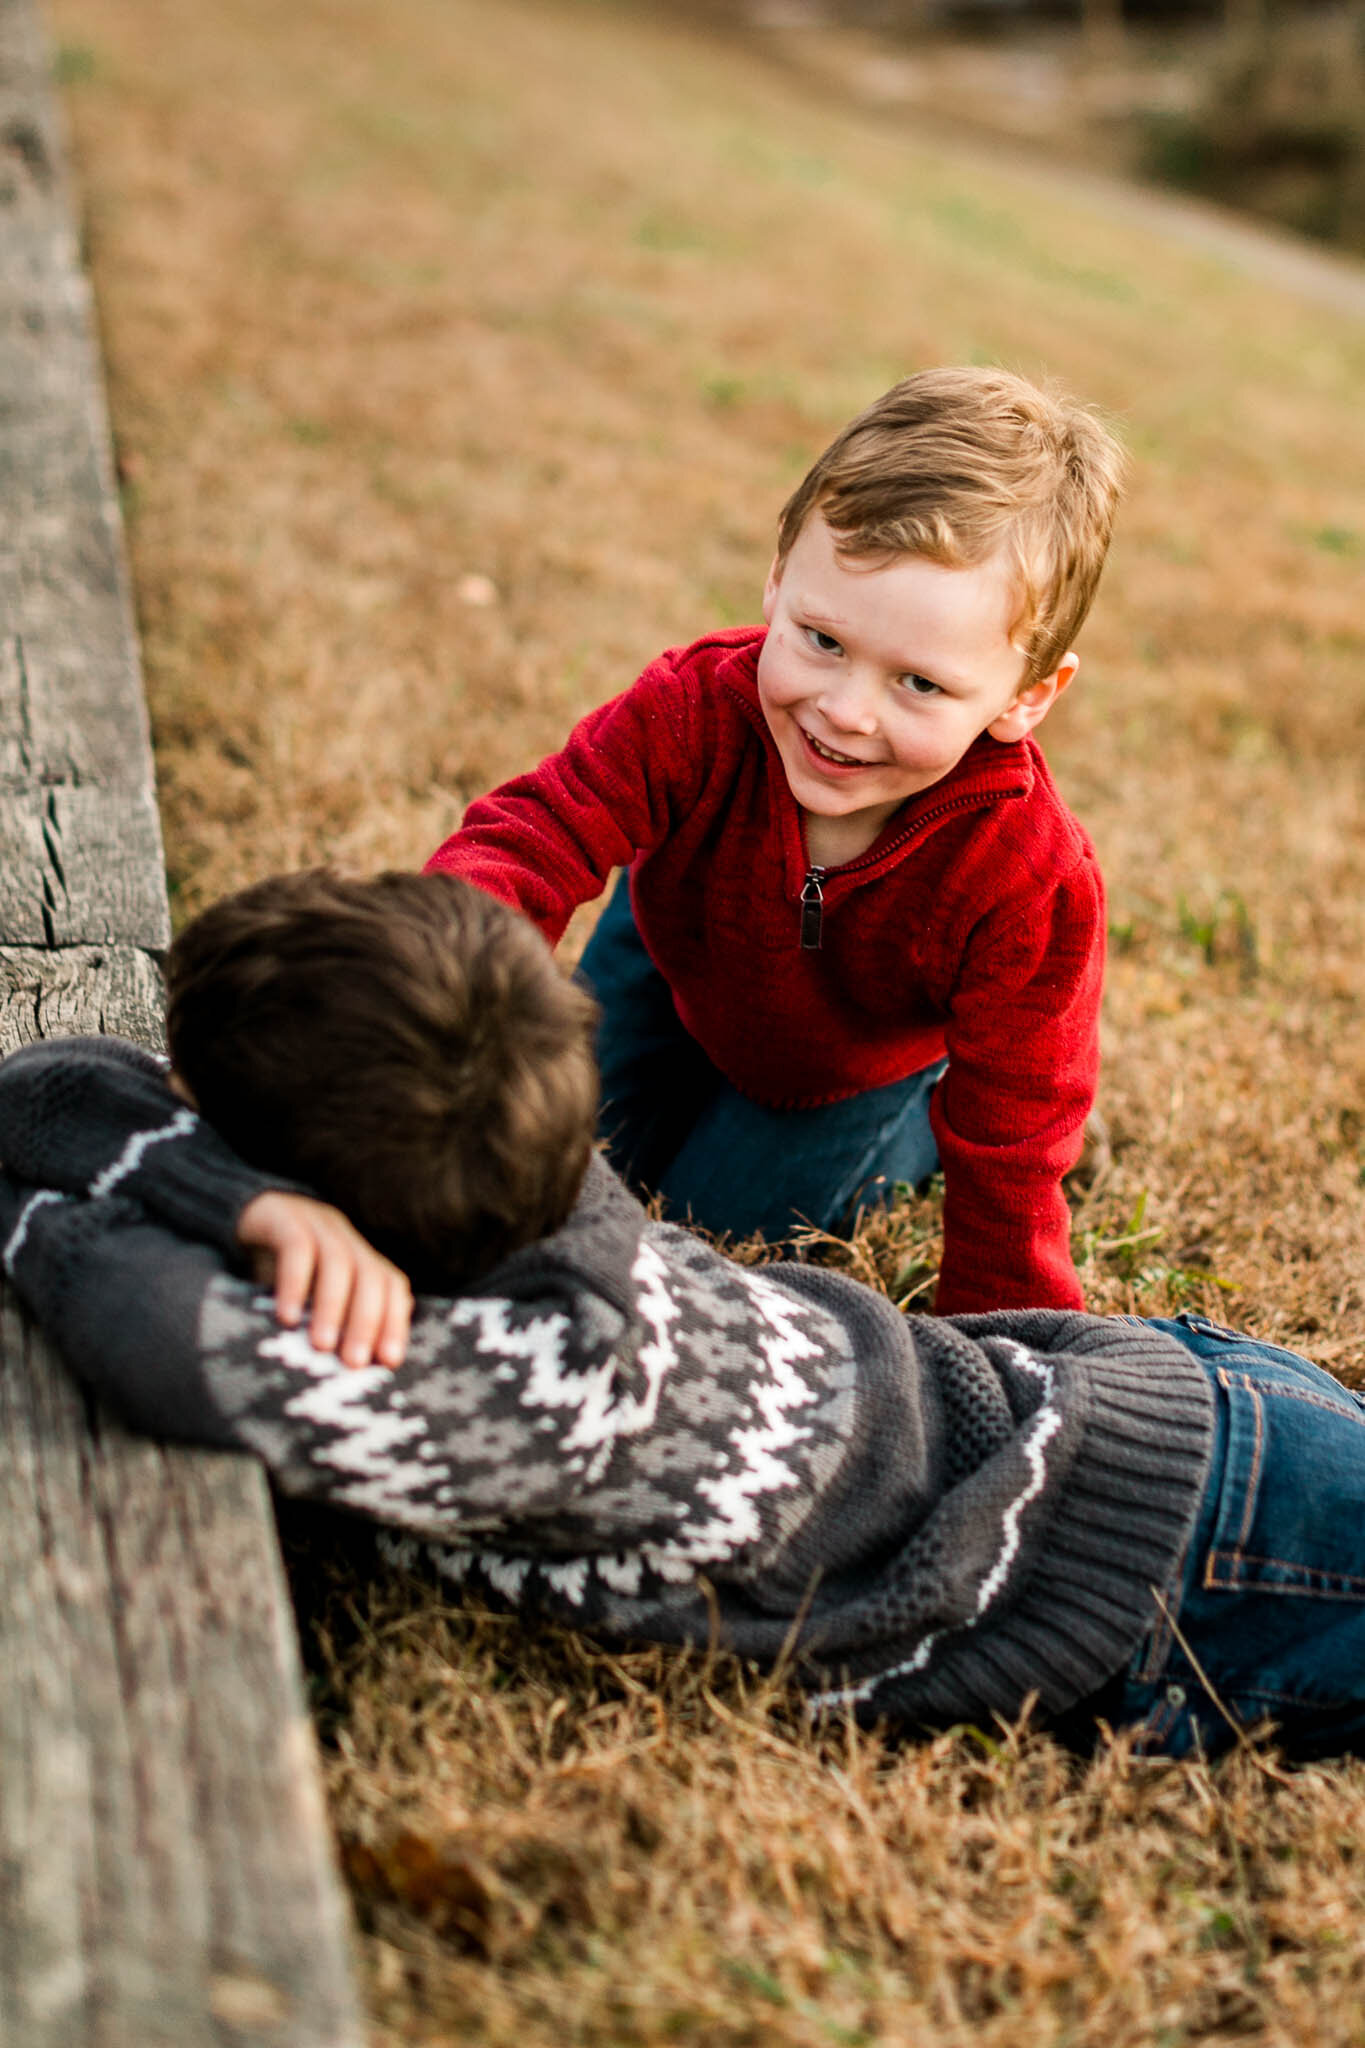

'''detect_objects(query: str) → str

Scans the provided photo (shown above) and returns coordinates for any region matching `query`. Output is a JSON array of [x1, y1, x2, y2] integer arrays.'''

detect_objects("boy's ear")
[[988, 652, 1079, 743], [761, 554, 782, 624]]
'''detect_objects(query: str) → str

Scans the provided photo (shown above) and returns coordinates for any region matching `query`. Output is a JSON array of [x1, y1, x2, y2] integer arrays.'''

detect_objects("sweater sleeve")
[[0, 1036, 303, 1257], [424, 652, 706, 944], [930, 858, 1104, 1316], [0, 1166, 710, 1549]]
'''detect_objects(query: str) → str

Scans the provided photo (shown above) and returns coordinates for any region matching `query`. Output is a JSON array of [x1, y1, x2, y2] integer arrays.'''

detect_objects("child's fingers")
[[306, 1225, 360, 1357], [339, 1261, 413, 1370], [337, 1258, 391, 1370], [375, 1272, 413, 1370], [270, 1223, 319, 1329], [237, 1192, 326, 1326], [237, 1194, 409, 1367]]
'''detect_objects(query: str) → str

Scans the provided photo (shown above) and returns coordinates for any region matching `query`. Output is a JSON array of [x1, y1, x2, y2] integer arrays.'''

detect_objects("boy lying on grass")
[[6, 869, 1365, 1762], [426, 366, 1126, 1313]]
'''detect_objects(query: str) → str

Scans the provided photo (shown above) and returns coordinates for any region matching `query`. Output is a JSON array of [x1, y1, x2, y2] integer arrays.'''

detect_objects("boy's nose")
[[819, 672, 879, 736]]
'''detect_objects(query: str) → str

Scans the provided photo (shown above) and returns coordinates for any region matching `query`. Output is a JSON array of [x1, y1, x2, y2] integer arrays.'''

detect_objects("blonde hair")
[[776, 366, 1127, 682]]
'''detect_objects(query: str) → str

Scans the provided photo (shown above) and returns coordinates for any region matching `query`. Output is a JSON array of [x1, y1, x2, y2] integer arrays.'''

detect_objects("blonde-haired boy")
[[427, 366, 1126, 1313]]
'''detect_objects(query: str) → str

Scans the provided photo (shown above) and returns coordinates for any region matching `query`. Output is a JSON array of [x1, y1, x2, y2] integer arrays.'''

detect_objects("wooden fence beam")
[[0, 3, 366, 2041]]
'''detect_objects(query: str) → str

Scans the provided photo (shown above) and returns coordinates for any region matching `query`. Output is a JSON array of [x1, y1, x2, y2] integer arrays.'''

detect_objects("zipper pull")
[[800, 866, 826, 950]]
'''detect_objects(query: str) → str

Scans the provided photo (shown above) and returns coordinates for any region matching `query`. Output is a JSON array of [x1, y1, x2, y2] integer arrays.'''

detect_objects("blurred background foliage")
[[679, 0, 1365, 250]]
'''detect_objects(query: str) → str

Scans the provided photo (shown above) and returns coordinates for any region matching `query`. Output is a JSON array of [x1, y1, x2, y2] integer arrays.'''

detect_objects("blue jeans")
[[577, 879, 945, 1241], [1109, 1314, 1365, 1761]]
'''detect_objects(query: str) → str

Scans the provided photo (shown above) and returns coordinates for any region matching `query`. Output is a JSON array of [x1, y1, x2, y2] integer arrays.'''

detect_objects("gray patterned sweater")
[[0, 1036, 1213, 1729]]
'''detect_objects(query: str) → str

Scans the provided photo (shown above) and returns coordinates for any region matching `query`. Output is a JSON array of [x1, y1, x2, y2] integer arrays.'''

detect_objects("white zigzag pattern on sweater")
[[680, 1263, 819, 1563], [219, 1228, 830, 1610], [4, 1188, 71, 1274], [428, 1254, 823, 1604], [88, 1107, 199, 1199], [255, 1322, 431, 1522], [6, 1106, 200, 1278]]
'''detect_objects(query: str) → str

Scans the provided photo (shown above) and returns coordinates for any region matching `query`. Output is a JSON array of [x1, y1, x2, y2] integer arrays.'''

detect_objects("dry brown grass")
[[300, 1552, 1365, 2048], [46, 0, 1365, 2035]]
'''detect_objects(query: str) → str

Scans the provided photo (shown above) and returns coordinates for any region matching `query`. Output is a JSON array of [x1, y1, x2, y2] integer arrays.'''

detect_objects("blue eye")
[[901, 673, 940, 697]]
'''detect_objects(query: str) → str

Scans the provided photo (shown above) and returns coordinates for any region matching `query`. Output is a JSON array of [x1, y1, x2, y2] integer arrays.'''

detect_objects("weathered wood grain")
[[0, 786, 169, 948], [0, 1299, 363, 2048], [0, 607, 170, 817], [0, 0, 172, 949], [0, 0, 368, 2040], [0, 942, 165, 1048]]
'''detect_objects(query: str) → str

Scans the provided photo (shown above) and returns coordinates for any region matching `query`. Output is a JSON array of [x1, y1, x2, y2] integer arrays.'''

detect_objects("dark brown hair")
[[776, 366, 1127, 681], [165, 868, 599, 1287]]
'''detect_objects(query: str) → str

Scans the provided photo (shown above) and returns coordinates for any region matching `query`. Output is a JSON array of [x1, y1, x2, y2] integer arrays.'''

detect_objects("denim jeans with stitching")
[[1110, 1313, 1365, 1761], [577, 878, 945, 1241]]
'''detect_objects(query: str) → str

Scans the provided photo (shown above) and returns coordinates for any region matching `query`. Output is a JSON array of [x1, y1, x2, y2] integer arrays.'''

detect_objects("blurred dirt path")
[[734, 15, 1365, 323], [1000, 148, 1365, 322]]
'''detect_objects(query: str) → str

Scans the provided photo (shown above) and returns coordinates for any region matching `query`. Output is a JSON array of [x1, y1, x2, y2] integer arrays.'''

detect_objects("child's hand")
[[236, 1192, 413, 1369]]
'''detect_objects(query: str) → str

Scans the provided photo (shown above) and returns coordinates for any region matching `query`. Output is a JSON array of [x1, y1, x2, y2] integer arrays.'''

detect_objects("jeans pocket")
[[1204, 1357, 1365, 1599], [1116, 1342, 1365, 1757]]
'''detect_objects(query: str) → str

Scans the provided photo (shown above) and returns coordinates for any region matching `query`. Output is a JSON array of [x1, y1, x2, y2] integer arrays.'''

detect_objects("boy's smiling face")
[[757, 513, 1077, 865]]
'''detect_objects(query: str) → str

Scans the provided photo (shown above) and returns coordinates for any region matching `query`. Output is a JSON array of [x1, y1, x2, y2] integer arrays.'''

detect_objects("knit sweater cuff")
[[0, 1037, 305, 1259], [932, 1324, 1214, 1723], [114, 1132, 303, 1259]]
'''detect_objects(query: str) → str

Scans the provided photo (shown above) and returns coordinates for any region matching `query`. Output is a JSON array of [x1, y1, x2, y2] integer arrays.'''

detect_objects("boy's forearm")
[[933, 1159, 1084, 1315], [0, 1035, 306, 1256], [0, 1175, 246, 1446], [425, 769, 627, 942], [931, 1049, 1094, 1313], [932, 874, 1101, 1314], [424, 661, 700, 940]]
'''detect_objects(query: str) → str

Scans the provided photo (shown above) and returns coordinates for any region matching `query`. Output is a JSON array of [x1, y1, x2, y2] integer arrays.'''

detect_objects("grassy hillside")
[[47, 0, 1365, 2039]]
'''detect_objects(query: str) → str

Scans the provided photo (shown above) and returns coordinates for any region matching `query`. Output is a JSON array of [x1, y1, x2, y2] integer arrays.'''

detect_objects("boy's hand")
[[236, 1192, 413, 1370]]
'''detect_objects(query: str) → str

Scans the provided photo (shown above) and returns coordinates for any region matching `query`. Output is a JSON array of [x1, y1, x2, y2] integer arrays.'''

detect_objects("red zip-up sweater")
[[426, 627, 1104, 1314]]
